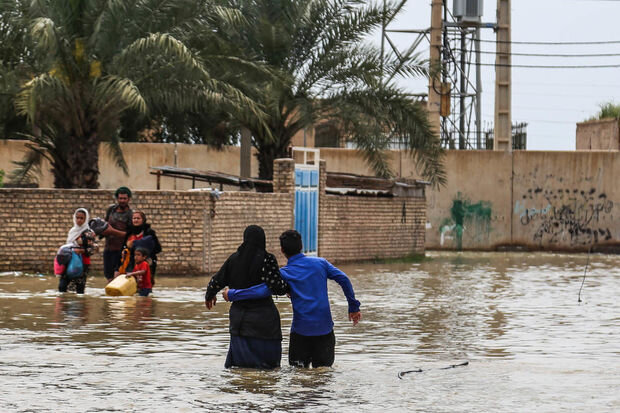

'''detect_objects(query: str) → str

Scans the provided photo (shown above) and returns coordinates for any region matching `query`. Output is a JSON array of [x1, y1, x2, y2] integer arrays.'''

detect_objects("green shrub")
[[586, 102, 620, 121]]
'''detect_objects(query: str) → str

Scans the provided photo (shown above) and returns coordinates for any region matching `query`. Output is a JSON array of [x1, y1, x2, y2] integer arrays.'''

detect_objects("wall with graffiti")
[[424, 150, 620, 251], [425, 151, 513, 250], [511, 151, 617, 250]]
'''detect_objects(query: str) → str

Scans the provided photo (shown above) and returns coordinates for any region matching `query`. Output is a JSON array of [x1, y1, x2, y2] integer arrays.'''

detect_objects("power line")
[[483, 105, 591, 113], [455, 49, 620, 58], [475, 62, 620, 69], [482, 80, 620, 88], [477, 38, 620, 46]]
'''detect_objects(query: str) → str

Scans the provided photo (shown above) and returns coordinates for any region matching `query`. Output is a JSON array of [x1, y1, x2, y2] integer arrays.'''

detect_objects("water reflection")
[[101, 296, 155, 327], [0, 252, 618, 412], [53, 295, 89, 327]]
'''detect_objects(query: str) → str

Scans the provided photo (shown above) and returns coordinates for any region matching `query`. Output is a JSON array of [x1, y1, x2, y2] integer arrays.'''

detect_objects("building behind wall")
[[576, 118, 620, 150]]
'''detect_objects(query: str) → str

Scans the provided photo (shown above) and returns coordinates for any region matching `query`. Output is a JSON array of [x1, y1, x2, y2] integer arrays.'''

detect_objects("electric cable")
[[478, 38, 620, 46], [578, 245, 592, 303], [467, 62, 620, 69], [398, 361, 469, 379], [455, 49, 620, 58]]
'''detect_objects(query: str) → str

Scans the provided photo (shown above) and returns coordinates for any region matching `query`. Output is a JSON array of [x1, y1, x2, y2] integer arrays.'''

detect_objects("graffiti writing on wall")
[[440, 193, 492, 250], [514, 187, 613, 246]]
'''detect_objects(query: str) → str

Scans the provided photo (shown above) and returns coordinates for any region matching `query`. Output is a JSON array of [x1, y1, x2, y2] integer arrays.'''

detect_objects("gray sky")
[[381, 0, 620, 150]]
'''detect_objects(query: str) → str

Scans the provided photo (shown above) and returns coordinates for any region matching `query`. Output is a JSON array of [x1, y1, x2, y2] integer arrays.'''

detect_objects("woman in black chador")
[[204, 225, 289, 368]]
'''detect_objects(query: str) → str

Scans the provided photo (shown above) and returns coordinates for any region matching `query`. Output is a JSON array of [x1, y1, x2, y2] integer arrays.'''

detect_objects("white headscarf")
[[66, 208, 90, 245]]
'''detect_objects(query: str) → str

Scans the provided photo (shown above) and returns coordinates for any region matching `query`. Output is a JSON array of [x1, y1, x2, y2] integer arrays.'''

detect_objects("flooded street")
[[0, 251, 618, 412]]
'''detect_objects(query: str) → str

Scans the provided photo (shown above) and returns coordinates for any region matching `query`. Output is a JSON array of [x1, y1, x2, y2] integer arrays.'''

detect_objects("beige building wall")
[[576, 119, 619, 150], [423, 150, 620, 251], [290, 128, 315, 148], [423, 151, 513, 250], [4, 139, 620, 252], [1, 140, 258, 190], [511, 151, 618, 250]]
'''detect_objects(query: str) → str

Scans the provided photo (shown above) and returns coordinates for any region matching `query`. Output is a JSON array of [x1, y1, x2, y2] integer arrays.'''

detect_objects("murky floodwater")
[[0, 251, 618, 412]]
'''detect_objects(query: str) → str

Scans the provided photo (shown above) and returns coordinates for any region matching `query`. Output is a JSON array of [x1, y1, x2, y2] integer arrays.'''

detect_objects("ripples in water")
[[0, 251, 619, 412]]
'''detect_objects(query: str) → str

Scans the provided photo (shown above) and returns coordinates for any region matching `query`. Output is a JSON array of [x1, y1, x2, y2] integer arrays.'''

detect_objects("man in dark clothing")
[[225, 229, 361, 368], [102, 187, 133, 281]]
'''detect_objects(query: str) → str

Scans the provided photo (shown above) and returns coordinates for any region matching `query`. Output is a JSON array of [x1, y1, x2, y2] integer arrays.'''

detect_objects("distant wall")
[[5, 139, 619, 252], [0, 140, 259, 190], [425, 150, 620, 252], [576, 119, 619, 150], [0, 140, 411, 189]]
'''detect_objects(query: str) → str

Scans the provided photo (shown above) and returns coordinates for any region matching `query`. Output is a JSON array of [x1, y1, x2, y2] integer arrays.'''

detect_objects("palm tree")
[[219, 0, 445, 186], [0, 0, 31, 140], [4, 0, 262, 188]]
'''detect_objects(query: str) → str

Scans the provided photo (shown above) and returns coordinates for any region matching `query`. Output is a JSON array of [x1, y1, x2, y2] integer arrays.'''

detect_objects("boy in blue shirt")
[[223, 230, 361, 367]]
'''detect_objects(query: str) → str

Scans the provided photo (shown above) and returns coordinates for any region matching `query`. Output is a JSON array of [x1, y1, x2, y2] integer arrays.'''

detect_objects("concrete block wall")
[[0, 189, 208, 274]]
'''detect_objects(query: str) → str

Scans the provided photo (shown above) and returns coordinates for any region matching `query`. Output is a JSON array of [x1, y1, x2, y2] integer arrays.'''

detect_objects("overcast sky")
[[380, 0, 620, 150]]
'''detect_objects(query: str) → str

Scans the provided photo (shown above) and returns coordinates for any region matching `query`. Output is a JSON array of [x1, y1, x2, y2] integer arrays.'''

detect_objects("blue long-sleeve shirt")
[[228, 253, 361, 336]]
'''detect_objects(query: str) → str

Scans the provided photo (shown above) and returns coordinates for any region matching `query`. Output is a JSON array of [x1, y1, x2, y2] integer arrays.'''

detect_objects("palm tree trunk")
[[53, 132, 100, 188], [256, 138, 291, 180]]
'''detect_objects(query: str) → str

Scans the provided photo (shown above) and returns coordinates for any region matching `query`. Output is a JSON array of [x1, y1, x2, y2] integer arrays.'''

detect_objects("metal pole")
[[380, 0, 386, 88], [459, 28, 466, 149]]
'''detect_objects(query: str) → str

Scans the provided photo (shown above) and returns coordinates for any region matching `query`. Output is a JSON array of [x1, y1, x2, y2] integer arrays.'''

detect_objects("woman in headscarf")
[[66, 208, 90, 246], [204, 225, 289, 369], [58, 208, 96, 294], [120, 210, 162, 284]]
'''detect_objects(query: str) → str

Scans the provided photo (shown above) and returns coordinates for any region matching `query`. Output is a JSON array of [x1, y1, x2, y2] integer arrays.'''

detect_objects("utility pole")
[[494, 0, 512, 151], [475, 25, 482, 149], [428, 0, 443, 135]]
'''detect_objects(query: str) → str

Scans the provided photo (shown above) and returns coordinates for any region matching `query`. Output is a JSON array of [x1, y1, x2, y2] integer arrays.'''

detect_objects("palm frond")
[[115, 33, 210, 79], [9, 133, 50, 184], [93, 75, 147, 116], [104, 138, 129, 175], [15, 73, 71, 124], [30, 17, 57, 55]]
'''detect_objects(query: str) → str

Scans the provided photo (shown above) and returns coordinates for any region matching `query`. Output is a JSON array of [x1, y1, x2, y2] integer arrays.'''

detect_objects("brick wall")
[[317, 158, 426, 262], [0, 189, 293, 275], [0, 158, 427, 274], [319, 195, 426, 263]]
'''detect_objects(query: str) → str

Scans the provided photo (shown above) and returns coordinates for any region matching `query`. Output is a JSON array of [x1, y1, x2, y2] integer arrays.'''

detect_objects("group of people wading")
[[54, 187, 161, 297], [54, 187, 362, 369]]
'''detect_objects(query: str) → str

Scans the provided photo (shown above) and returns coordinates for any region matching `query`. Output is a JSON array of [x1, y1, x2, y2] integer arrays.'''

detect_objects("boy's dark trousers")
[[288, 330, 335, 368]]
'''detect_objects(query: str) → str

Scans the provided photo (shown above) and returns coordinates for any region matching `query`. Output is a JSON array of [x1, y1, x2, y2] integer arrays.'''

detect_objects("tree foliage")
[[0, 0, 445, 188], [1, 0, 262, 187], [214, 0, 445, 185]]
